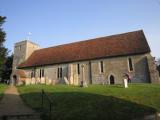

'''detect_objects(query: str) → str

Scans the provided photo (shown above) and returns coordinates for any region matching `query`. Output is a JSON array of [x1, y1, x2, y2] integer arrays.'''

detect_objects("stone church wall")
[[91, 54, 150, 84], [23, 53, 154, 85]]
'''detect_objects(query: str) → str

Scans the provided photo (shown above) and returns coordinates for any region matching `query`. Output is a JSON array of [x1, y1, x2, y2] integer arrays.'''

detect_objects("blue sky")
[[1, 0, 160, 58]]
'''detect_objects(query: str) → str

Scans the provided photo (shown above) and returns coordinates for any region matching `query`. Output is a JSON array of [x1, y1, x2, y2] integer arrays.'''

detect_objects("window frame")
[[42, 69, 44, 77], [31, 69, 36, 78], [99, 61, 104, 73], [57, 67, 62, 78], [40, 69, 42, 78], [77, 63, 80, 74], [128, 57, 134, 72], [57, 68, 60, 78]]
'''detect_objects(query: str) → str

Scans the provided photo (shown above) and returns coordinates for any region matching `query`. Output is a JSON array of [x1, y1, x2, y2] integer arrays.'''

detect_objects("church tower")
[[11, 40, 40, 85]]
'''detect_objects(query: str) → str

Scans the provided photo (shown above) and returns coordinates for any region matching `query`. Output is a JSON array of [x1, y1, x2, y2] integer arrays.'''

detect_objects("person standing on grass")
[[123, 73, 131, 83]]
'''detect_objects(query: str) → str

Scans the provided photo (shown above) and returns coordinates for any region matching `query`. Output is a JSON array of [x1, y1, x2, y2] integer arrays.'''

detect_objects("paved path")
[[0, 86, 41, 120]]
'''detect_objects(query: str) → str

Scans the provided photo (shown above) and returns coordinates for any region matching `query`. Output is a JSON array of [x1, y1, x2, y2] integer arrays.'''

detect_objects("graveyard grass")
[[0, 84, 8, 100], [18, 84, 160, 120]]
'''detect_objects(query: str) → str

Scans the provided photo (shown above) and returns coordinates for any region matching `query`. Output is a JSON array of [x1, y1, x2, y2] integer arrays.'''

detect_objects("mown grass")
[[18, 84, 160, 120], [0, 84, 8, 100]]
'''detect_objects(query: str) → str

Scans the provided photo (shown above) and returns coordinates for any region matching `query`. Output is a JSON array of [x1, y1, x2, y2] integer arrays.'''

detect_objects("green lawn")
[[0, 84, 8, 100], [18, 84, 160, 120]]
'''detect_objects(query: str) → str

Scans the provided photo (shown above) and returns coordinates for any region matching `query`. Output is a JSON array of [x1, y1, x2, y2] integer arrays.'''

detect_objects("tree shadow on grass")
[[0, 93, 3, 100], [20, 92, 156, 120]]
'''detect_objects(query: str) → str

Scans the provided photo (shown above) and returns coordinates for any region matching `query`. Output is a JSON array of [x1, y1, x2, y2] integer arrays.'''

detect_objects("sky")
[[0, 0, 160, 58]]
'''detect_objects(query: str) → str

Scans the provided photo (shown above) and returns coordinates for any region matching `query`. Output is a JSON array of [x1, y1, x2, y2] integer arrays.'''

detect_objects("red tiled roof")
[[18, 30, 150, 68]]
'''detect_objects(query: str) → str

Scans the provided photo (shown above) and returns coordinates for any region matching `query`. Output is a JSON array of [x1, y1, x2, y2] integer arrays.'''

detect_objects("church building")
[[11, 30, 160, 85]]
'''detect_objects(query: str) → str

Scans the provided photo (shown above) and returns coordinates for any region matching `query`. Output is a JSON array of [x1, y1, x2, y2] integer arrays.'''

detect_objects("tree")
[[1, 55, 13, 83], [156, 58, 160, 66], [0, 16, 7, 60], [0, 16, 8, 81]]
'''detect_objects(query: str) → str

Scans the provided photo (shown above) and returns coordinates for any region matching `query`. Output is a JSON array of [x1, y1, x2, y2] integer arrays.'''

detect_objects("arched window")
[[57, 67, 62, 78], [77, 63, 80, 74], [100, 61, 104, 73]]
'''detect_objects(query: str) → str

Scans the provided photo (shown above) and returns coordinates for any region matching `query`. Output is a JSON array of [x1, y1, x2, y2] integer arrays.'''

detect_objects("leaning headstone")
[[123, 78, 128, 88], [83, 81, 88, 87], [156, 112, 160, 120], [64, 77, 69, 85], [80, 80, 83, 87]]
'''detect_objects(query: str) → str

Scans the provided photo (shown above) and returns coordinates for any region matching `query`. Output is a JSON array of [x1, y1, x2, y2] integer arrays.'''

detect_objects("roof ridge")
[[34, 29, 143, 52]]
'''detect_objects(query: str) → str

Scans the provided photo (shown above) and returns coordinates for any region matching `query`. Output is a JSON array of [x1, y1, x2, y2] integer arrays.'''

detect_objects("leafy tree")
[[0, 16, 8, 81], [1, 55, 13, 83]]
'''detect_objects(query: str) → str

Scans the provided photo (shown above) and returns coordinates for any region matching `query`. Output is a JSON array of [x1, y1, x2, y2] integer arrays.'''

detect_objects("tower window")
[[128, 58, 133, 71], [19, 45, 21, 51]]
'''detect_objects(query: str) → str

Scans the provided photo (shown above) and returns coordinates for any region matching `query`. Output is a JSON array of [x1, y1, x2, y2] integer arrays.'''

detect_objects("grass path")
[[18, 84, 160, 120]]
